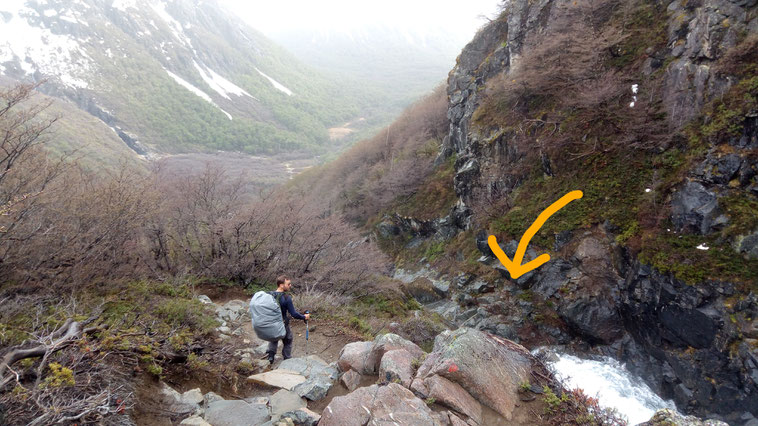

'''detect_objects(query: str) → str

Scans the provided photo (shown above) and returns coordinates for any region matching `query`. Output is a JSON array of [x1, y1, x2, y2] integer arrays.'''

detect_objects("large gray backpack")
[[249, 291, 286, 342]]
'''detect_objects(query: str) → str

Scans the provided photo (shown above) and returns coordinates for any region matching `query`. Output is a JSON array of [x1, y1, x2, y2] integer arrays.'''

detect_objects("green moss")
[[492, 154, 653, 249], [348, 316, 372, 339], [720, 193, 758, 238], [638, 233, 758, 287], [700, 76, 758, 144], [607, 2, 669, 69], [42, 362, 75, 388]]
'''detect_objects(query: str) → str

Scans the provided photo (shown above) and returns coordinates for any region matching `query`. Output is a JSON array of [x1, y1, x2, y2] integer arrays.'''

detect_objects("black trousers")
[[266, 323, 293, 361]]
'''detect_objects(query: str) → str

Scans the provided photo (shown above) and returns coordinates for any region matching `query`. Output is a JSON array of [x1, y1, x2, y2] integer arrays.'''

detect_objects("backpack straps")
[[269, 291, 283, 308]]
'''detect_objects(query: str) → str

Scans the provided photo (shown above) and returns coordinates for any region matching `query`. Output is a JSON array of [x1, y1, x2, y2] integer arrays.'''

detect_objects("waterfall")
[[542, 351, 680, 425]]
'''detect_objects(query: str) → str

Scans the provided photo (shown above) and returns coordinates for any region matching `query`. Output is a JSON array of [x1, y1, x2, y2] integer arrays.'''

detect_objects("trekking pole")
[[304, 310, 310, 358]]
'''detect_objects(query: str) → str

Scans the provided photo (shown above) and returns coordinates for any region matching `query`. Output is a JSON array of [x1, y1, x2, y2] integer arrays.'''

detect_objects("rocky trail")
[[132, 294, 730, 426]]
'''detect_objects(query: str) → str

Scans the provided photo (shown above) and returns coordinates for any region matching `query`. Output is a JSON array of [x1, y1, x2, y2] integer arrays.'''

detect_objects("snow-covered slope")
[[0, 0, 359, 155]]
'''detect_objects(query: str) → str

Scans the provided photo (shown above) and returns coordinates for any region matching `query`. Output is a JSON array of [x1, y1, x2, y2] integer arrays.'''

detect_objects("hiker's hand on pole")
[[304, 312, 311, 321]]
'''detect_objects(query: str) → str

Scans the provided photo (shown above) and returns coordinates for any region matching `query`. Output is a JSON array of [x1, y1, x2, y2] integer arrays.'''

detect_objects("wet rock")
[[560, 297, 623, 344], [269, 389, 306, 421], [376, 220, 401, 238], [319, 383, 441, 426], [204, 400, 269, 426], [414, 328, 532, 420], [639, 408, 728, 425], [379, 349, 415, 388], [532, 259, 572, 299]]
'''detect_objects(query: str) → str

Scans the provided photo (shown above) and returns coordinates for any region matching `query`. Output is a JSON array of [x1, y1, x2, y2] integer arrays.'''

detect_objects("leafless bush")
[[305, 84, 448, 224]]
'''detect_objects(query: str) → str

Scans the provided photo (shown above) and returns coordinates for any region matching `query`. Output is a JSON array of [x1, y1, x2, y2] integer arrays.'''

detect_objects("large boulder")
[[320, 383, 441, 426], [370, 333, 425, 362], [338, 334, 424, 375], [414, 328, 532, 420], [340, 369, 362, 392], [337, 341, 375, 374], [412, 375, 482, 425], [379, 349, 415, 388], [671, 181, 724, 235]]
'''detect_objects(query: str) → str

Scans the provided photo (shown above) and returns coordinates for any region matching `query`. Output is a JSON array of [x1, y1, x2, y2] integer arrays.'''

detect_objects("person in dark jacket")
[[267, 275, 310, 365]]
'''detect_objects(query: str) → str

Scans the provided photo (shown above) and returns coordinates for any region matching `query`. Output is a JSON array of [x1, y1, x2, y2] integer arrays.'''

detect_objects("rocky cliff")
[[382, 0, 758, 423]]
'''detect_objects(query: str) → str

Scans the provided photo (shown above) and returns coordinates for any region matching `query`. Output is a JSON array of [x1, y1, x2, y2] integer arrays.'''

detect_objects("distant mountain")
[[0, 0, 364, 156]]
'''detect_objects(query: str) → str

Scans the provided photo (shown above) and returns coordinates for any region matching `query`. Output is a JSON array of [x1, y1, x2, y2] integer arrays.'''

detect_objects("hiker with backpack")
[[249, 275, 310, 365]]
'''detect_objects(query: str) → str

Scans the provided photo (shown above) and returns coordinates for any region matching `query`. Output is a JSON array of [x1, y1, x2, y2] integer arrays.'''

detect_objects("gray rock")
[[180, 416, 211, 426], [431, 279, 450, 297], [560, 296, 623, 344], [269, 389, 306, 421], [280, 408, 320, 426], [197, 295, 213, 305], [468, 279, 494, 294], [292, 377, 332, 401], [204, 400, 269, 426], [639, 408, 728, 425], [202, 392, 224, 407], [736, 231, 758, 259], [671, 181, 722, 234], [181, 388, 204, 407], [405, 277, 444, 304]]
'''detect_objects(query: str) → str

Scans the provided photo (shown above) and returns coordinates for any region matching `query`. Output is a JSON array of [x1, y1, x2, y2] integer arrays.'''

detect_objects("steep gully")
[[378, 0, 758, 423]]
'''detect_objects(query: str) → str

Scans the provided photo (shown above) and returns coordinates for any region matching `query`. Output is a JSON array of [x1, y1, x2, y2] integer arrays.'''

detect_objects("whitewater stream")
[[544, 352, 679, 425]]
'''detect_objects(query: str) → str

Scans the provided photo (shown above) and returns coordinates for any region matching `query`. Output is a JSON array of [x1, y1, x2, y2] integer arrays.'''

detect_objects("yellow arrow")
[[488, 190, 583, 279]]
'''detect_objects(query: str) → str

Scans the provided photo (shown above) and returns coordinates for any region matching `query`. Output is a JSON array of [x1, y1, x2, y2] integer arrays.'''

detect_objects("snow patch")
[[645, 188, 651, 193], [630, 84, 638, 108], [150, 1, 193, 48], [164, 68, 232, 121], [255, 67, 293, 96], [111, 0, 137, 12], [0, 0, 92, 88], [193, 61, 255, 100], [696, 244, 709, 250], [43, 9, 57, 17]]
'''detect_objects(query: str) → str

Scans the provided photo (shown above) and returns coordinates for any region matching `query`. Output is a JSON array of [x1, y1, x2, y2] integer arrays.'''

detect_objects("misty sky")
[[220, 0, 504, 37]]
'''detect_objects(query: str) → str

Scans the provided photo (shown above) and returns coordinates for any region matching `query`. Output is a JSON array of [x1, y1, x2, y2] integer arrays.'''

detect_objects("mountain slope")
[[0, 0, 362, 155], [293, 0, 758, 423]]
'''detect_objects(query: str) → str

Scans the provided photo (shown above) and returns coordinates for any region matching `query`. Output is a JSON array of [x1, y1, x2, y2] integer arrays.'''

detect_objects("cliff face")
[[430, 0, 758, 423]]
